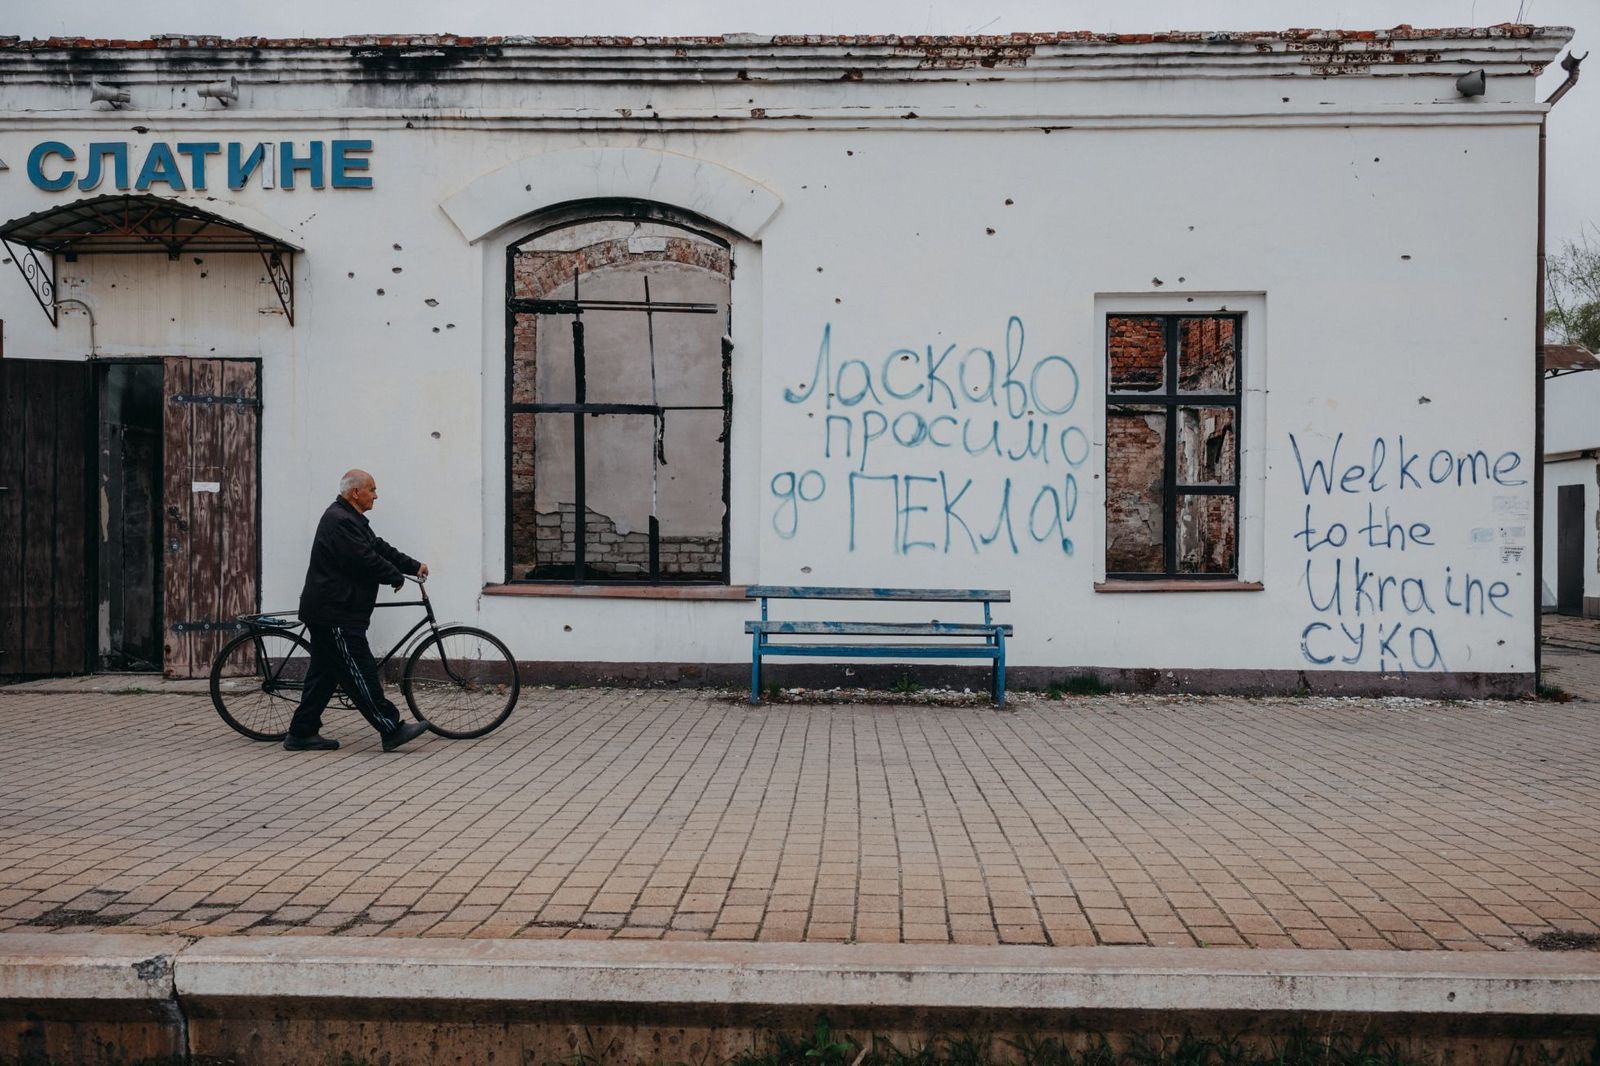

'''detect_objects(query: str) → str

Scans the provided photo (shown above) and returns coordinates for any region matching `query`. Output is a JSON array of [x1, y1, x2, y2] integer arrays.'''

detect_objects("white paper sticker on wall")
[[192, 481, 221, 494]]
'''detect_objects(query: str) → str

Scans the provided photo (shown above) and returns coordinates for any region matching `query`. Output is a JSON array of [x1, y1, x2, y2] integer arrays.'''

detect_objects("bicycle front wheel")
[[401, 626, 520, 739], [210, 629, 312, 741]]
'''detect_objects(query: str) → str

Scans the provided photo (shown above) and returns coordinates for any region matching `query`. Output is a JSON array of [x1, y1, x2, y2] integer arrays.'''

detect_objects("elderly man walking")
[[284, 469, 433, 752]]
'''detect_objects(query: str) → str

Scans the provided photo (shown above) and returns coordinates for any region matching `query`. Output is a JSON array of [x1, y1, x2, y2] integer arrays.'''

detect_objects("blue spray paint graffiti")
[[774, 316, 1083, 556], [1289, 432, 1525, 673]]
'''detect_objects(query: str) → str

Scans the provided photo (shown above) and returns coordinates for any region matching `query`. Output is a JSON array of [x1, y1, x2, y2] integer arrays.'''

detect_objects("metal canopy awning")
[[0, 194, 300, 326]]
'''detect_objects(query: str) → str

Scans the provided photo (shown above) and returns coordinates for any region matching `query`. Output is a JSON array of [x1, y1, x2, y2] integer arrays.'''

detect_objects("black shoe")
[[283, 733, 339, 751], [381, 720, 430, 752]]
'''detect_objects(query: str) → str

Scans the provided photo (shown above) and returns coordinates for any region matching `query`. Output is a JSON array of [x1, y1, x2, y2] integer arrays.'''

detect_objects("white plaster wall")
[[0, 47, 1551, 678], [1546, 368, 1600, 455]]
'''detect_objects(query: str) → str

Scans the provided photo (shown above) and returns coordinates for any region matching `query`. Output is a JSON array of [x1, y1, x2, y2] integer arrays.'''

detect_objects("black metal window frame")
[[1105, 312, 1243, 581], [503, 203, 734, 585]]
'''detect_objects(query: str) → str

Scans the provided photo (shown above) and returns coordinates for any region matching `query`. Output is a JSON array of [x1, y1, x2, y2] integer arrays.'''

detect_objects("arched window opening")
[[506, 206, 732, 583]]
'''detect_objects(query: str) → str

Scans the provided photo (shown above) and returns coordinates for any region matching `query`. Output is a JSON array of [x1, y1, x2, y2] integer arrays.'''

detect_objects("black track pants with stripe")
[[289, 624, 405, 739]]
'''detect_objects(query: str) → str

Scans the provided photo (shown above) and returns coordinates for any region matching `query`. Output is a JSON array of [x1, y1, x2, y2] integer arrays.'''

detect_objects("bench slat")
[[747, 621, 1013, 636], [746, 585, 1009, 602], [756, 644, 1002, 658]]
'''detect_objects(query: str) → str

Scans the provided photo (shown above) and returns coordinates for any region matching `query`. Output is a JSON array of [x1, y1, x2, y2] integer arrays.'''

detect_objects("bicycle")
[[209, 574, 520, 742]]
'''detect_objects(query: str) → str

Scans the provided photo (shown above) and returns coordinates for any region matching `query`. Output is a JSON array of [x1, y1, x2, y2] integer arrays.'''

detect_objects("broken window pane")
[[1178, 318, 1237, 393], [1176, 494, 1237, 574], [534, 267, 726, 406], [1177, 407, 1237, 486], [1105, 405, 1166, 573], [1107, 316, 1166, 393], [657, 409, 727, 579]]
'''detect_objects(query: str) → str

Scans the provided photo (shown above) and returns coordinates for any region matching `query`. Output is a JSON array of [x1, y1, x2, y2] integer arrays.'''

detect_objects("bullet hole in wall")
[[563, 624, 572, 632], [347, 272, 355, 278], [431, 431, 441, 439], [425, 298, 439, 307], [432, 327, 440, 333], [392, 267, 403, 274], [1178, 276, 1186, 283], [1004, 198, 1013, 205], [446, 323, 455, 329], [377, 289, 385, 295], [1402, 254, 1412, 260], [801, 565, 812, 574], [1152, 277, 1164, 286], [393, 243, 402, 251], [986, 228, 995, 235]]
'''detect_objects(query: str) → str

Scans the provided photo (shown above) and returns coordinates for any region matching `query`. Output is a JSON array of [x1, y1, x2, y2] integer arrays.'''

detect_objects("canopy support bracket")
[[2, 237, 57, 327], [259, 247, 294, 325]]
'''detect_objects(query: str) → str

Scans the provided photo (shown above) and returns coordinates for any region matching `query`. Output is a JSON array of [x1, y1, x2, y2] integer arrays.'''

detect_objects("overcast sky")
[[9, 0, 1594, 247]]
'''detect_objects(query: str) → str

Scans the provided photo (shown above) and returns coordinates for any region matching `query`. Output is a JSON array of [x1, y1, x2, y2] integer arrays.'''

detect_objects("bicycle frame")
[[238, 575, 449, 688]]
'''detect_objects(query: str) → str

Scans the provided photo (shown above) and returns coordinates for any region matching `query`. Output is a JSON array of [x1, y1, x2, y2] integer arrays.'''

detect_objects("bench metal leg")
[[994, 632, 1007, 708], [750, 634, 763, 704]]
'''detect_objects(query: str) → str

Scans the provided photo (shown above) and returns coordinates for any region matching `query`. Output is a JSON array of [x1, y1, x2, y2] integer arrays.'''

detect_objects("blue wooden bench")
[[744, 586, 1013, 707]]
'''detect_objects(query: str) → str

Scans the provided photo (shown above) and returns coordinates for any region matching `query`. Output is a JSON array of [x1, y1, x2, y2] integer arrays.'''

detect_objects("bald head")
[[340, 469, 378, 513]]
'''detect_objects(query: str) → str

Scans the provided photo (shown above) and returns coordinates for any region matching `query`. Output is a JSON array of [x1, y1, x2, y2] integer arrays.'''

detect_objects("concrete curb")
[[2, 934, 1596, 1015], [7, 935, 1600, 1064], [0, 934, 187, 1002]]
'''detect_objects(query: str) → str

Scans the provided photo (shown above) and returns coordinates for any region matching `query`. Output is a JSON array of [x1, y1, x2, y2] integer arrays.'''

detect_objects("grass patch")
[[890, 676, 924, 695], [1537, 683, 1573, 703]]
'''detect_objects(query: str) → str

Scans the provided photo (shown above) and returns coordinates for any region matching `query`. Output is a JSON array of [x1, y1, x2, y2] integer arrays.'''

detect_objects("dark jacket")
[[298, 496, 421, 627]]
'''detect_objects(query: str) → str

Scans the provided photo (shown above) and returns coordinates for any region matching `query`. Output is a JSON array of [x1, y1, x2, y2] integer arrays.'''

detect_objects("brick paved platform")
[[2, 669, 1597, 953]]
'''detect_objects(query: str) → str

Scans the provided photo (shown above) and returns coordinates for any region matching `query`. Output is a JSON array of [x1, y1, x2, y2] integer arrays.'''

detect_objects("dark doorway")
[[97, 362, 165, 671], [1557, 483, 1585, 617], [0, 358, 92, 676]]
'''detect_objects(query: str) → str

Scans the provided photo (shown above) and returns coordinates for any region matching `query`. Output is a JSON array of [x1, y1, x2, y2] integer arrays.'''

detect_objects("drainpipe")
[[1536, 50, 1584, 687], [51, 296, 97, 357]]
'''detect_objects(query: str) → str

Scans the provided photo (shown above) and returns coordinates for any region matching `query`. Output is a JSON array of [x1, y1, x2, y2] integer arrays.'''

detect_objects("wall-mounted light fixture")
[[1456, 69, 1487, 97], [197, 76, 239, 106], [89, 81, 131, 108]]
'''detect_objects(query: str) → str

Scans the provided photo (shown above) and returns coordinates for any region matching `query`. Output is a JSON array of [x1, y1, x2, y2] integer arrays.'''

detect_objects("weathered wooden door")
[[161, 358, 261, 678], [0, 358, 92, 676], [1557, 483, 1584, 617]]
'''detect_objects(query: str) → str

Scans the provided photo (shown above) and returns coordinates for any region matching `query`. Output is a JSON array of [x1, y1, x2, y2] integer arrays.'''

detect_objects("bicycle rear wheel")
[[400, 626, 520, 738], [210, 629, 312, 741]]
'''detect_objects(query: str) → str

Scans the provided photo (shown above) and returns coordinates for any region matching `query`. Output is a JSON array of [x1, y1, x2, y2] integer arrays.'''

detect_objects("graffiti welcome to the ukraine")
[[1292, 433, 1527, 673]]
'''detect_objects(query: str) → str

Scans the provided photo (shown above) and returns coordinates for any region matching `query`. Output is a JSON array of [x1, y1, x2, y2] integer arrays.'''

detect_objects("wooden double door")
[[0, 357, 260, 678]]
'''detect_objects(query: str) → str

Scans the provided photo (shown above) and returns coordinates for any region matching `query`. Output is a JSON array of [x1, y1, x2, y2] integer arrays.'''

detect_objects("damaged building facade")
[[0, 27, 1571, 693]]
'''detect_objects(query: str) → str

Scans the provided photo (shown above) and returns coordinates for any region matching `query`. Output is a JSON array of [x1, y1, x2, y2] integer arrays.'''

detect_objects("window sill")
[[1094, 580, 1264, 593], [483, 583, 748, 601]]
